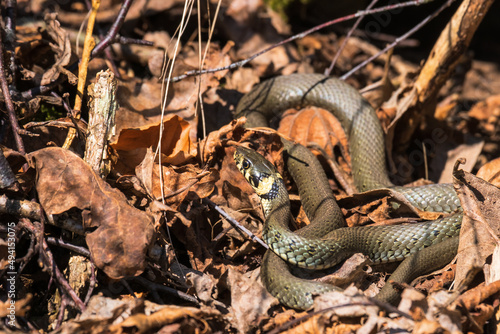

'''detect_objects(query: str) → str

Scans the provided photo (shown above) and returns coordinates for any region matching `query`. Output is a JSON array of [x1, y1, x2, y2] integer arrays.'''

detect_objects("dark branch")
[[91, 0, 134, 57], [0, 27, 24, 154]]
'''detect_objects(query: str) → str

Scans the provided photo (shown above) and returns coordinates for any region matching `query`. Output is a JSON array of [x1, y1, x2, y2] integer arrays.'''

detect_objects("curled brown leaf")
[[28, 147, 154, 278]]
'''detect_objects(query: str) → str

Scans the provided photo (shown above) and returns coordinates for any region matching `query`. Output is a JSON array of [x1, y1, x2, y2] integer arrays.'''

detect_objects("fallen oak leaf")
[[27, 147, 154, 278]]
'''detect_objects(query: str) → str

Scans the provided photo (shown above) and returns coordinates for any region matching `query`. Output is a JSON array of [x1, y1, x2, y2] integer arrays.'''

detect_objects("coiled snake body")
[[233, 73, 462, 310]]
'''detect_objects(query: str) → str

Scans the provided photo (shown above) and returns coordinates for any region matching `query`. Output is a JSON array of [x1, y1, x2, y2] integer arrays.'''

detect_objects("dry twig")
[[62, 0, 100, 149]]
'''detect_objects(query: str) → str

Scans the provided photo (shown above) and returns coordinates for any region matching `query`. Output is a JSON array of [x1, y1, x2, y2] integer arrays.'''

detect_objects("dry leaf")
[[27, 147, 154, 278], [200, 118, 246, 164], [167, 211, 209, 272], [136, 147, 219, 207], [186, 270, 219, 305], [278, 106, 349, 162], [361, 75, 395, 111], [313, 286, 374, 315], [399, 289, 461, 334], [111, 114, 196, 167], [112, 305, 219, 333], [41, 13, 74, 85], [453, 161, 500, 290], [434, 93, 460, 120], [0, 294, 31, 318], [469, 94, 500, 133], [434, 135, 484, 184], [224, 67, 260, 93], [58, 295, 221, 333], [476, 157, 500, 187], [226, 267, 277, 333], [23, 118, 87, 155], [111, 43, 230, 145]]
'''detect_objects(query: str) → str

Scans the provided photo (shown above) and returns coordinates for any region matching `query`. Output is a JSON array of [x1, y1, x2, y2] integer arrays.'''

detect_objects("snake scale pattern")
[[233, 73, 462, 309]]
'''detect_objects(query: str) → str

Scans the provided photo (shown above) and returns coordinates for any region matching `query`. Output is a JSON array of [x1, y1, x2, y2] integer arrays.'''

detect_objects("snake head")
[[233, 146, 282, 197]]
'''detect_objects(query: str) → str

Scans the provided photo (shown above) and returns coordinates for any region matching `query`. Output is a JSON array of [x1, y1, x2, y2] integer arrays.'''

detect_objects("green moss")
[[264, 0, 312, 18], [37, 103, 64, 121]]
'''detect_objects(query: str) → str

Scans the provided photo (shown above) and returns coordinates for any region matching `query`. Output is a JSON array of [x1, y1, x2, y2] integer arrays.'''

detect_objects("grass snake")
[[233, 73, 462, 310]]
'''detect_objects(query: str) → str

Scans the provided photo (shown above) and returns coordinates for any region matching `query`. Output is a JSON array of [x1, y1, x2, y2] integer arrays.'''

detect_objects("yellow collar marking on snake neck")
[[254, 173, 281, 197]]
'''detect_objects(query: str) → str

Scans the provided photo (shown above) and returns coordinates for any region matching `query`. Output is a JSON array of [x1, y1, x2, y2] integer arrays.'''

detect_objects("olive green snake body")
[[233, 73, 462, 310]]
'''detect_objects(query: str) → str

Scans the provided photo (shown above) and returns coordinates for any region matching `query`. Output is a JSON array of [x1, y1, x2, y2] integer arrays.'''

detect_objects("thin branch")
[[74, 1, 99, 115], [164, 169, 210, 199], [19, 219, 86, 311], [114, 36, 154, 46], [83, 0, 131, 78], [82, 2, 120, 77], [0, 195, 45, 221], [46, 237, 91, 257], [84, 262, 96, 305], [202, 198, 268, 249], [51, 91, 73, 115], [325, 0, 379, 76], [0, 27, 25, 154], [55, 297, 68, 330], [341, 0, 456, 80], [0, 195, 85, 234], [171, 0, 434, 82], [21, 77, 66, 100], [92, 0, 134, 57], [16, 226, 36, 275], [43, 241, 85, 310], [133, 276, 200, 305]]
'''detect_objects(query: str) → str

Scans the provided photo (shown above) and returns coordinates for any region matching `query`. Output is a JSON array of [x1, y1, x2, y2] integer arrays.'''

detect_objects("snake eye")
[[242, 159, 251, 169]]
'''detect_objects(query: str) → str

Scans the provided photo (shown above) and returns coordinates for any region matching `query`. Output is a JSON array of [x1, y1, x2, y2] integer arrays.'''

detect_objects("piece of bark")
[[84, 69, 117, 178]]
